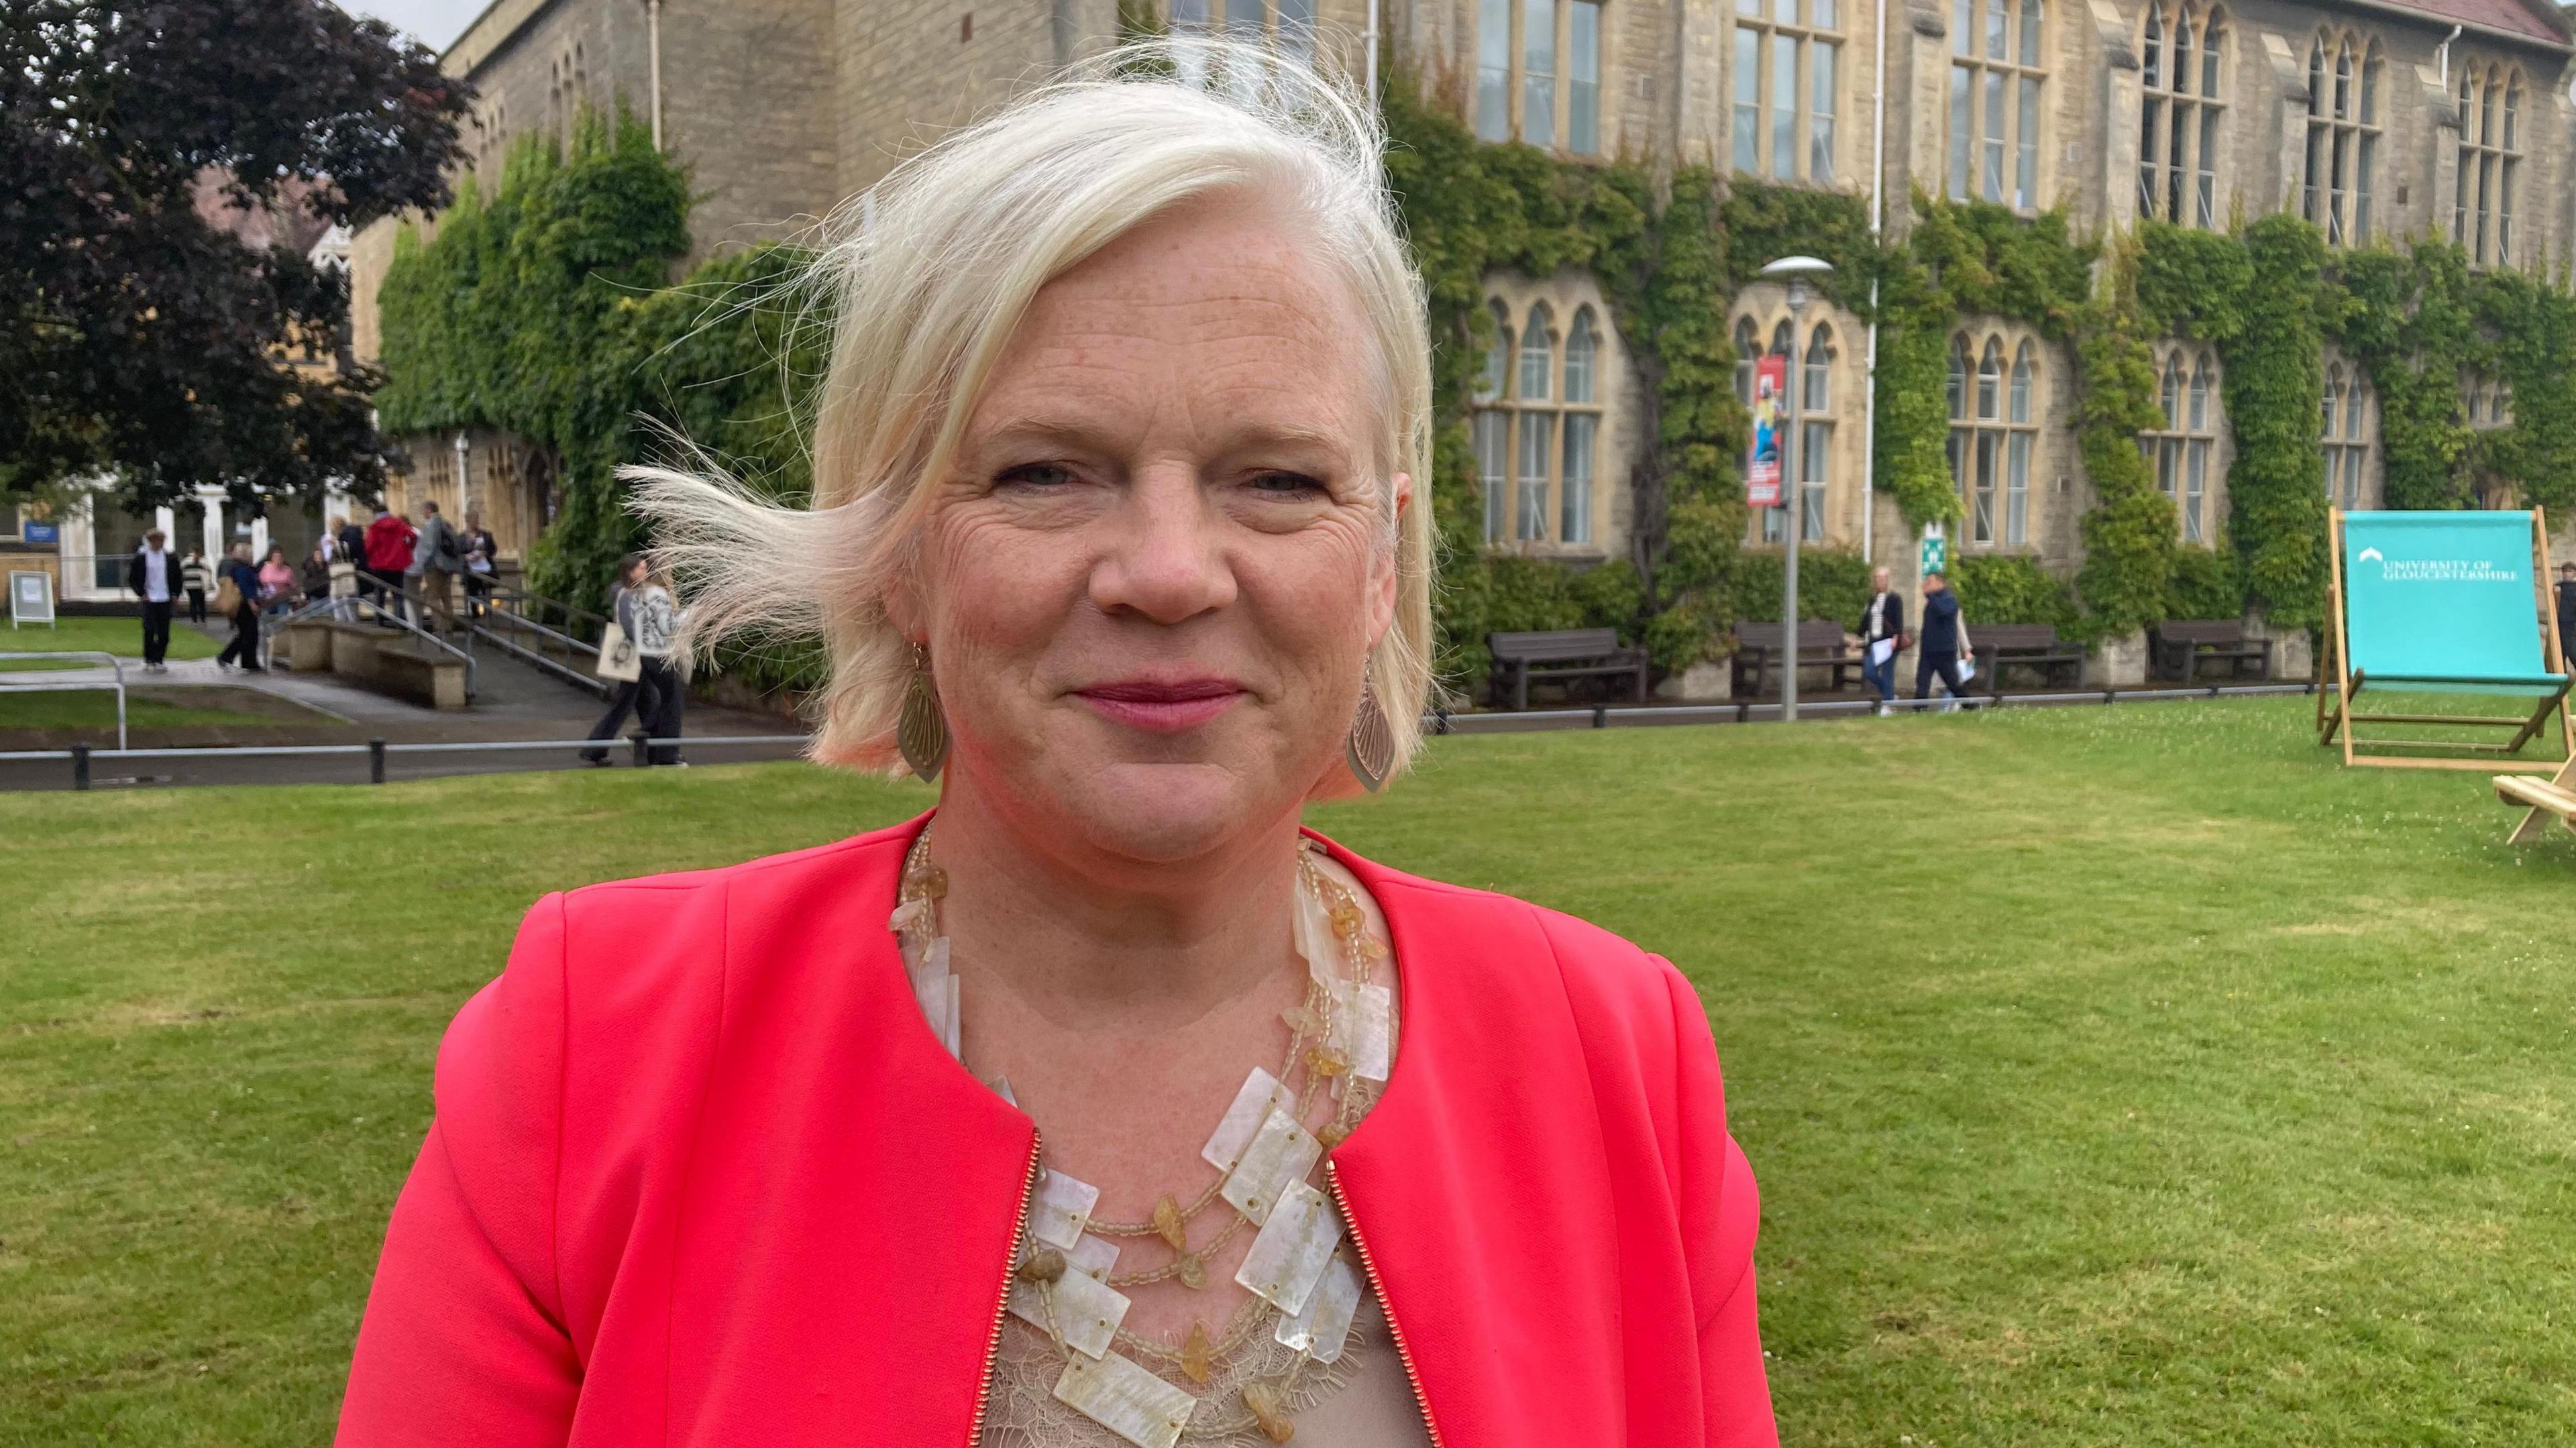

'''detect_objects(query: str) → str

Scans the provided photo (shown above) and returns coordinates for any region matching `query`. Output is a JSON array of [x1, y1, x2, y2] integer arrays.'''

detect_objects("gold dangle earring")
[[898, 642, 951, 783], [1344, 667, 1394, 793]]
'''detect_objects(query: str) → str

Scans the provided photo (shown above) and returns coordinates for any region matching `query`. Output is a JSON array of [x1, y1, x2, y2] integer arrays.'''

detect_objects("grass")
[[3, 698, 2573, 1443], [0, 616, 221, 671], [0, 690, 286, 733]]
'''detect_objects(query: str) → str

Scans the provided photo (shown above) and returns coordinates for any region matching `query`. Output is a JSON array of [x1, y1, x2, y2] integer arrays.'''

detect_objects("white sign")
[[9, 569, 55, 626]]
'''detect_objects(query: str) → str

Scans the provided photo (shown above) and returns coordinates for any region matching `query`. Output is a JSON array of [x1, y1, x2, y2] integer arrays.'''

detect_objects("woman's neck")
[[924, 780, 1305, 1033]]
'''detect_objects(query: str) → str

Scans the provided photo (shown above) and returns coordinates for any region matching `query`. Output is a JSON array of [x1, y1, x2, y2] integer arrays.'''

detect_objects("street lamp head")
[[1759, 254, 1835, 315]]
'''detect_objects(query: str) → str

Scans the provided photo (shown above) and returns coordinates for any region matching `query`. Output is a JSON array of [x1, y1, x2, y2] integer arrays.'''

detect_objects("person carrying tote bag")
[[580, 556, 655, 765]]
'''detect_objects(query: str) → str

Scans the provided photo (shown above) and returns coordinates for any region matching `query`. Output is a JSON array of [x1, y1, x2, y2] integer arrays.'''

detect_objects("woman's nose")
[[1088, 465, 1238, 626]]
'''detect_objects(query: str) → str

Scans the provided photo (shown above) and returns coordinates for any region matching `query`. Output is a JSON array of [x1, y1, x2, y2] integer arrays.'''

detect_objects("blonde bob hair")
[[629, 39, 1436, 783]]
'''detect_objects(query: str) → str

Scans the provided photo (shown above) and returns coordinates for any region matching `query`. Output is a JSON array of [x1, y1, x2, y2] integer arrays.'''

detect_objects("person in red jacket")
[[361, 507, 417, 625], [339, 42, 1778, 1448]]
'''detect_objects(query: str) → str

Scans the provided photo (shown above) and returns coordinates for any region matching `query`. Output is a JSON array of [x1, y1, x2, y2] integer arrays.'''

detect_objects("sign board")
[[23, 521, 59, 545], [1743, 353, 1786, 508], [9, 569, 56, 626], [1919, 526, 1947, 579]]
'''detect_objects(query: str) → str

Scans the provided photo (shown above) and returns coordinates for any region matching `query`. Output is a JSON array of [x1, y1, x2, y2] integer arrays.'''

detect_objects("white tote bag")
[[596, 621, 643, 683]]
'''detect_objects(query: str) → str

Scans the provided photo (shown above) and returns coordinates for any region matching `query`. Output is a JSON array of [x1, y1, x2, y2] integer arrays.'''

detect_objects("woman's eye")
[[1248, 471, 1328, 498], [996, 462, 1077, 490]]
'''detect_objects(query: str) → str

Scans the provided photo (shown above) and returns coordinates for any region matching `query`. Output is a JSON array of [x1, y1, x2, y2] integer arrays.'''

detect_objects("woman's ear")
[[1364, 472, 1409, 645]]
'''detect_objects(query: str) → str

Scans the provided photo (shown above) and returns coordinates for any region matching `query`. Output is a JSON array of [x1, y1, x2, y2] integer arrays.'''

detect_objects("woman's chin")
[[1055, 759, 1289, 864]]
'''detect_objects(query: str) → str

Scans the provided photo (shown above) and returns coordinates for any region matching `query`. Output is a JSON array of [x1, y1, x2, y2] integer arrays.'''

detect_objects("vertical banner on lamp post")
[[1745, 353, 1786, 508]]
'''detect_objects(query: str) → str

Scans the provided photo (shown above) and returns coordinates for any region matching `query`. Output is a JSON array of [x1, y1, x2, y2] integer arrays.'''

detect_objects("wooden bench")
[[2154, 619, 2273, 683], [2497, 759, 2576, 844], [1976, 624, 2085, 694], [1486, 628, 1650, 710], [1731, 620, 1860, 699]]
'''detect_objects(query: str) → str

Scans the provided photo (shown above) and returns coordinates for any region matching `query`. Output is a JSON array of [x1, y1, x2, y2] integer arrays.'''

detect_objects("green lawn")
[[0, 690, 284, 732], [1, 615, 220, 671], [3, 698, 2572, 1443]]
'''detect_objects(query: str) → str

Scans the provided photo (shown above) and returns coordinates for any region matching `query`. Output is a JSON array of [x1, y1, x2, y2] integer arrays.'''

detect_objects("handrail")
[[468, 608, 612, 697], [280, 588, 480, 702], [0, 650, 127, 749]]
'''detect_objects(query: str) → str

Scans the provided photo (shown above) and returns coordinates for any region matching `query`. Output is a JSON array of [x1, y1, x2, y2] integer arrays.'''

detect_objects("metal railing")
[[461, 583, 612, 697], [0, 651, 127, 749], [0, 732, 808, 789]]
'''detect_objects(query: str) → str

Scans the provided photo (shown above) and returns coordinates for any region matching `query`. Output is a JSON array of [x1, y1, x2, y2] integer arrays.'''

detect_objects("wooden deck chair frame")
[[2497, 755, 2576, 844], [2316, 506, 2576, 772]]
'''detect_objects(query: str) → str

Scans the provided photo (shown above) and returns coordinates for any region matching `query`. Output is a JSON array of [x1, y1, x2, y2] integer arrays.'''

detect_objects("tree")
[[0, 1, 472, 514]]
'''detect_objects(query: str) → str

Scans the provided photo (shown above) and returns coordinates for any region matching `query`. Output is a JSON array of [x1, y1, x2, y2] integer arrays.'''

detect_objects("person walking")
[[580, 555, 686, 767], [1855, 565, 1908, 715], [125, 528, 183, 673], [302, 545, 335, 613], [214, 543, 265, 672], [2555, 563, 2576, 669], [180, 547, 212, 626], [364, 507, 417, 625], [1915, 569, 1977, 712], [407, 500, 464, 634], [460, 510, 499, 620]]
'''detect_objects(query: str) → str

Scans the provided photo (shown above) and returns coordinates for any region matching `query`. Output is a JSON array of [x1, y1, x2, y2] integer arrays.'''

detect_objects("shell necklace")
[[892, 826, 1395, 1448]]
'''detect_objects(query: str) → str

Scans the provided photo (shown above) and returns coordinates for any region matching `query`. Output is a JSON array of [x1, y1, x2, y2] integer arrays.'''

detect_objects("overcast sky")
[[337, 0, 486, 53]]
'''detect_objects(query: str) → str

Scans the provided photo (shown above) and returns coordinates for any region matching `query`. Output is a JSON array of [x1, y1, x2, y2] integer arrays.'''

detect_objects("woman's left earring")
[[1346, 673, 1393, 793], [898, 643, 950, 783]]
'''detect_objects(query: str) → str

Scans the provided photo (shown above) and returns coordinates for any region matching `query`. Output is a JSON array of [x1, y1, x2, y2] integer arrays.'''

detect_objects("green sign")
[[1919, 532, 1947, 577]]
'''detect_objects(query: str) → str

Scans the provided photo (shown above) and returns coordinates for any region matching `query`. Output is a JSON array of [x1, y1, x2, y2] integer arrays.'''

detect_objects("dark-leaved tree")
[[0, 1, 470, 514]]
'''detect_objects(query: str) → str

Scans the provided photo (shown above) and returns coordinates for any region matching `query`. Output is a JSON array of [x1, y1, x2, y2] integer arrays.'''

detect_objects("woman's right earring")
[[898, 643, 950, 783]]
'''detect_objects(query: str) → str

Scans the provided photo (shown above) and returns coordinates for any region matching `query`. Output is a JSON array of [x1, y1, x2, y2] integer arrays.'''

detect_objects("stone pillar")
[[1902, 0, 1951, 204], [2421, 63, 2459, 249], [2086, 628, 2149, 687], [2090, 0, 2140, 232], [2258, 32, 2307, 218], [2245, 610, 2316, 681]]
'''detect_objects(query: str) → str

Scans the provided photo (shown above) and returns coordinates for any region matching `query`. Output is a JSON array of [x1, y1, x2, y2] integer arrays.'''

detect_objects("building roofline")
[[438, 0, 558, 79], [2321, 0, 2573, 53]]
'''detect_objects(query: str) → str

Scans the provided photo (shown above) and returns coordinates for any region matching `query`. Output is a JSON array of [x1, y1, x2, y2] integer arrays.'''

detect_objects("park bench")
[[2153, 618, 2272, 683], [1485, 628, 1650, 710], [1731, 620, 1860, 699], [1976, 624, 2085, 694]]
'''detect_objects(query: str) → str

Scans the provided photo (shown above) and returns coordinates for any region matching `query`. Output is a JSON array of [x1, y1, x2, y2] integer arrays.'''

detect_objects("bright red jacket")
[[337, 816, 1778, 1446], [362, 514, 417, 572]]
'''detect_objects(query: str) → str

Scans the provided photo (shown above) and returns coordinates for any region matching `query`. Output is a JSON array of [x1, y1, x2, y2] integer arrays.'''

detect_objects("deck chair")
[[2496, 756, 2576, 843], [2316, 507, 2575, 772]]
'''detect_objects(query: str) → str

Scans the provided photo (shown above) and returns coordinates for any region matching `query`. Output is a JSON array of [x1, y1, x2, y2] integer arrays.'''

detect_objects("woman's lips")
[[1074, 677, 1248, 732]]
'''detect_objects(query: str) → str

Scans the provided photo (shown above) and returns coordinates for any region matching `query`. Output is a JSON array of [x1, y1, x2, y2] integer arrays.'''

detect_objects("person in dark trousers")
[[2556, 563, 2576, 669], [580, 555, 688, 767], [1915, 569, 1977, 711], [214, 543, 266, 672], [1855, 565, 1908, 714], [126, 528, 183, 673], [363, 507, 417, 624], [460, 510, 499, 620], [180, 547, 212, 624]]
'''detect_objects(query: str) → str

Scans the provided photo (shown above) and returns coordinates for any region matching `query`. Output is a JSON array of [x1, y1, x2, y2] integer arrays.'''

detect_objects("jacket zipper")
[[1326, 1159, 1446, 1447], [969, 1129, 1044, 1447]]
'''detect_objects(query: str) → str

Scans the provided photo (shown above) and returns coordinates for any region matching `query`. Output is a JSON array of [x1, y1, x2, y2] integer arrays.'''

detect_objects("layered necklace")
[[892, 826, 1396, 1448]]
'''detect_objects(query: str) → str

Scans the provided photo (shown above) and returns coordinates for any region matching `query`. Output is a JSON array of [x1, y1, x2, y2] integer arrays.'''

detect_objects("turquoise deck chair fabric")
[[2344, 511, 2567, 696]]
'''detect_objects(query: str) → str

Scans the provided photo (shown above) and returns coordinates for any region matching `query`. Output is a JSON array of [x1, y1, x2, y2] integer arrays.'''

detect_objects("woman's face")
[[904, 192, 1404, 865]]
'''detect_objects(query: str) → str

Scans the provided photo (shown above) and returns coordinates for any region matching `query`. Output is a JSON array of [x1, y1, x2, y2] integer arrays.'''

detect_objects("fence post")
[[1592, 705, 1608, 729], [71, 743, 89, 792], [368, 738, 387, 785], [630, 730, 650, 768]]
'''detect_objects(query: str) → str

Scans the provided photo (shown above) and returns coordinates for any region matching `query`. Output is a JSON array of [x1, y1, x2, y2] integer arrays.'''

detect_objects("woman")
[[301, 545, 335, 611], [180, 547, 211, 625], [339, 42, 1774, 1447], [576, 555, 685, 767], [258, 545, 297, 616], [213, 543, 263, 673]]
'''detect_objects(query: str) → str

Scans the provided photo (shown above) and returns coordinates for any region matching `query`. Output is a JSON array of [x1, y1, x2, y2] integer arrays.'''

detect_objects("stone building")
[[351, 0, 2573, 624]]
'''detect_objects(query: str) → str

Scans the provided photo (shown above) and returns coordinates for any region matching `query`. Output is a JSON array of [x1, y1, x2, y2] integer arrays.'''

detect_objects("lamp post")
[[1758, 255, 1835, 723]]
